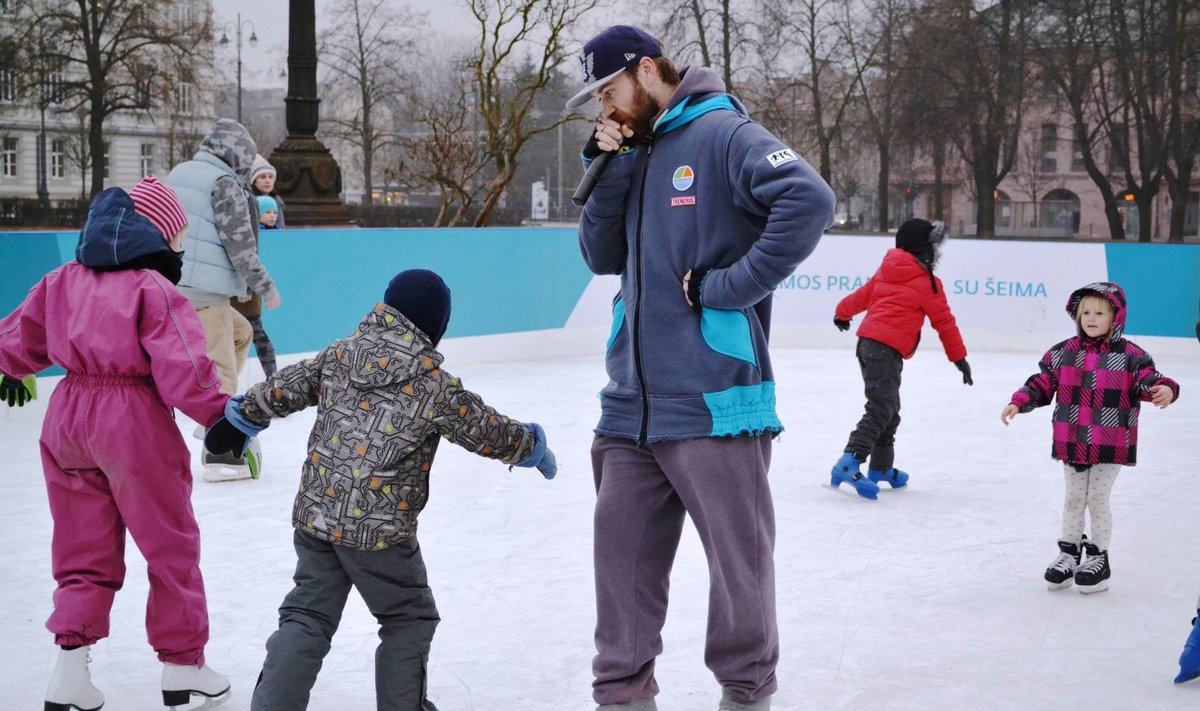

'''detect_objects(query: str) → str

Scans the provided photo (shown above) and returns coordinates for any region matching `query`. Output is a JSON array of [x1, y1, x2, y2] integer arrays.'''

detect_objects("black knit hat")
[[383, 269, 452, 346], [896, 218, 933, 254]]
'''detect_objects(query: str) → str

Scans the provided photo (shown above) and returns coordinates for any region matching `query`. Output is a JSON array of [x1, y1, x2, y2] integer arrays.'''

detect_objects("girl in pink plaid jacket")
[[1001, 281, 1178, 595]]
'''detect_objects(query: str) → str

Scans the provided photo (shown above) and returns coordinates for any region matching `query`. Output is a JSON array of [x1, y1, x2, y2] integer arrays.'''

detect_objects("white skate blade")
[[821, 483, 878, 502], [1077, 580, 1109, 594], [1046, 579, 1074, 591], [202, 463, 253, 483], [165, 688, 231, 710]]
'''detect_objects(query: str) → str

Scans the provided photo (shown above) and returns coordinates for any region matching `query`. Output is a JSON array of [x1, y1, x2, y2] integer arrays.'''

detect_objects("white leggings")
[[1060, 463, 1121, 550]]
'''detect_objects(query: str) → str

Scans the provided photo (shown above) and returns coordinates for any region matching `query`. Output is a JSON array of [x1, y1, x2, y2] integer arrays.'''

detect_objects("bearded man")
[[569, 24, 836, 711]]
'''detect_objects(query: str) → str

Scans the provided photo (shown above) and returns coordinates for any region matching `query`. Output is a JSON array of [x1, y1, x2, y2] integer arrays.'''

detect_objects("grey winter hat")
[[566, 25, 663, 110]]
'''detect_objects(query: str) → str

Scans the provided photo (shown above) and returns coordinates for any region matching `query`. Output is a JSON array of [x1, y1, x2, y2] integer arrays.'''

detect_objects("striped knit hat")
[[128, 175, 188, 242]]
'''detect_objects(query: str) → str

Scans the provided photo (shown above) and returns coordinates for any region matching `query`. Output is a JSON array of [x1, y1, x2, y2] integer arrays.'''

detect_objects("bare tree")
[[1030, 0, 1129, 239], [752, 0, 861, 184], [9, 1, 207, 197], [651, 0, 750, 89], [1157, 0, 1200, 243], [914, 0, 1031, 238], [463, 0, 600, 227], [318, 0, 422, 205], [395, 62, 491, 226], [841, 0, 910, 230], [1010, 120, 1055, 224]]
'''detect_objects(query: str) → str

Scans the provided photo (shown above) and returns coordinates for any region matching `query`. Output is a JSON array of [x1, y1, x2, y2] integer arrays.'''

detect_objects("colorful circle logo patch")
[[672, 166, 694, 191]]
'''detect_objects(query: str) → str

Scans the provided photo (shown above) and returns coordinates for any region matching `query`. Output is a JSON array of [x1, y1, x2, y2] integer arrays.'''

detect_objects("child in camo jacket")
[[211, 269, 557, 711], [1001, 281, 1178, 595]]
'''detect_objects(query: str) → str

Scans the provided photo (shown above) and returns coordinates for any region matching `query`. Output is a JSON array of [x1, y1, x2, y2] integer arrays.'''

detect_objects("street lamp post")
[[35, 40, 49, 205], [219, 13, 257, 124]]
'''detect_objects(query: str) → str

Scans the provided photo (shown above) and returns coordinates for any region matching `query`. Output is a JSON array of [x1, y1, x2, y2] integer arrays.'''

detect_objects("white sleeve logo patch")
[[766, 148, 798, 168]]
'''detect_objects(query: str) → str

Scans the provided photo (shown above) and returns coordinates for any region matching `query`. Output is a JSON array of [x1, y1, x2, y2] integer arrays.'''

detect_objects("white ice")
[[2, 339, 1198, 710]]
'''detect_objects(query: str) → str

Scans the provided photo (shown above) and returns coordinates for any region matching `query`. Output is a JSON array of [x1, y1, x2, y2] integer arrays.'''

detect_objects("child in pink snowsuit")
[[0, 177, 238, 710]]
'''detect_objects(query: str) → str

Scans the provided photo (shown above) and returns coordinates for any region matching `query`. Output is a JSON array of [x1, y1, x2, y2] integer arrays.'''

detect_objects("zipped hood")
[[343, 303, 444, 391], [197, 118, 257, 177], [1067, 281, 1127, 342], [653, 66, 745, 136], [75, 187, 172, 269], [877, 247, 934, 284]]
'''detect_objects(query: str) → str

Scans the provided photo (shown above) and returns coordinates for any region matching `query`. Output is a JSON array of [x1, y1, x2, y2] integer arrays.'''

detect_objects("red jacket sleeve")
[[923, 276, 967, 362], [835, 276, 876, 321], [0, 278, 53, 378], [138, 273, 228, 428]]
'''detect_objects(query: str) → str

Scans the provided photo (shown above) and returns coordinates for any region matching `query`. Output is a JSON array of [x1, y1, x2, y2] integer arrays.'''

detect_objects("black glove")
[[955, 359, 973, 386], [203, 396, 269, 456], [204, 418, 248, 456], [834, 318, 850, 332], [0, 375, 32, 407], [582, 134, 603, 162]]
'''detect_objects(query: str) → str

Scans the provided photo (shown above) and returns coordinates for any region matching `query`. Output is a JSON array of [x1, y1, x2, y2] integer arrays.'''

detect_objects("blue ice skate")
[[867, 467, 909, 489], [830, 452, 878, 500], [1175, 616, 1200, 683]]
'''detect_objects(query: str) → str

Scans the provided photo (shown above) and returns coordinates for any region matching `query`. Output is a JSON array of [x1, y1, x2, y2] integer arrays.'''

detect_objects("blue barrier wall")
[[4, 228, 1199, 378], [1105, 242, 1200, 338], [4, 228, 594, 373]]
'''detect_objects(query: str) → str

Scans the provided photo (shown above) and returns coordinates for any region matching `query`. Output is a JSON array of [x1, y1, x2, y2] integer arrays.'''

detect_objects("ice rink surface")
[[2, 341, 1198, 710]]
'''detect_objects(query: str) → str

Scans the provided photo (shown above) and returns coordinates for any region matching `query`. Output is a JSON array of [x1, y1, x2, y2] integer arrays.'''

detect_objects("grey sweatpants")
[[591, 434, 777, 706], [845, 337, 904, 472], [251, 530, 440, 711]]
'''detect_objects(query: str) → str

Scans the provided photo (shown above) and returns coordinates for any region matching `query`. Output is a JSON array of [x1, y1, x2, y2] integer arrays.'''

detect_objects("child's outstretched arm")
[[1132, 351, 1179, 408], [1009, 348, 1058, 415], [239, 349, 329, 424], [430, 373, 555, 478], [138, 275, 228, 427], [834, 276, 876, 324], [0, 277, 52, 384]]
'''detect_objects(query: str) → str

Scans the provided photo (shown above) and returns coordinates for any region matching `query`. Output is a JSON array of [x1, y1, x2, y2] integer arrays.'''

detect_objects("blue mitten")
[[513, 422, 557, 480], [225, 395, 269, 436], [204, 396, 269, 456]]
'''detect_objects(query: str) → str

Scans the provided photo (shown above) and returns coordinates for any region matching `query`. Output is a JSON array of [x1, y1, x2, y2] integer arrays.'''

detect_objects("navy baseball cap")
[[566, 25, 663, 110]]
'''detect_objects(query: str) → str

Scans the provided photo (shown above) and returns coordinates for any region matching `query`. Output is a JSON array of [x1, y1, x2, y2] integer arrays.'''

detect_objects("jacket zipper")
[[633, 138, 654, 444]]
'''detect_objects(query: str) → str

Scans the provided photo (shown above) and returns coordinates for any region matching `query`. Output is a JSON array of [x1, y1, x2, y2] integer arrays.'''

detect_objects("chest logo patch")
[[672, 165, 694, 191]]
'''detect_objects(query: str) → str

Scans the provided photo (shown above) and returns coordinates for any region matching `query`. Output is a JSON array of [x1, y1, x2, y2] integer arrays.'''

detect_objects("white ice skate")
[[161, 663, 230, 710], [201, 439, 261, 482], [44, 646, 105, 711]]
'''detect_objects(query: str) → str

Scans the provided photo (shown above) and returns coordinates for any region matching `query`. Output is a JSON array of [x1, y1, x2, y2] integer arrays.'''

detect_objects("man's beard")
[[608, 74, 660, 141]]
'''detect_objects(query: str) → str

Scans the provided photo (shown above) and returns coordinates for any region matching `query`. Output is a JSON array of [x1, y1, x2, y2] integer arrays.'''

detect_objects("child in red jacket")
[[830, 219, 972, 499]]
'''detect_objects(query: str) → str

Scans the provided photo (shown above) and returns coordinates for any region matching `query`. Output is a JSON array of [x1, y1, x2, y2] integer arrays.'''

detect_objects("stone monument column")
[[269, 0, 348, 225]]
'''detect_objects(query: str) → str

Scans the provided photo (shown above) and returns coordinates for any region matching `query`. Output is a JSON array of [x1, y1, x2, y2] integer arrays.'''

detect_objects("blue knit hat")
[[256, 195, 278, 214], [383, 269, 451, 346]]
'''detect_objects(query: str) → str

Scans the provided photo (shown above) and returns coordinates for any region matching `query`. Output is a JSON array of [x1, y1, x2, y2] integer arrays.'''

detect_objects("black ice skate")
[[1075, 541, 1110, 594], [1044, 539, 1083, 590]]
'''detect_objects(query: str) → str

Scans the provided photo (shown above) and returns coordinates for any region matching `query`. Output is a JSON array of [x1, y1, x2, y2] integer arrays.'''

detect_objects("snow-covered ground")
[[2, 341, 1198, 710]]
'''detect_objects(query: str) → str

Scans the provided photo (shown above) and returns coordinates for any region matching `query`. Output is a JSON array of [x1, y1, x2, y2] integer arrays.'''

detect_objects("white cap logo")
[[580, 52, 595, 82]]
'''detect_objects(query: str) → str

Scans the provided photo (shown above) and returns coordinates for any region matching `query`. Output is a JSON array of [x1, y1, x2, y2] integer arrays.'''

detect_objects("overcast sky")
[[209, 0, 478, 89]]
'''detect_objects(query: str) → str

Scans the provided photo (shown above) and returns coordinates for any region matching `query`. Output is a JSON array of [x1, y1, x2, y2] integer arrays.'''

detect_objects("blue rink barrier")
[[4, 228, 1199, 379], [4, 227, 593, 375]]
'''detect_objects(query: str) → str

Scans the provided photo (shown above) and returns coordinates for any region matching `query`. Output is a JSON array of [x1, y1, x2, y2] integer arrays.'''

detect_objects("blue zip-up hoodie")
[[579, 66, 835, 443]]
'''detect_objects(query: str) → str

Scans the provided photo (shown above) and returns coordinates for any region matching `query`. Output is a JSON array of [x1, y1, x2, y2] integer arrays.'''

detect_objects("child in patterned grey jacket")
[[209, 269, 556, 711]]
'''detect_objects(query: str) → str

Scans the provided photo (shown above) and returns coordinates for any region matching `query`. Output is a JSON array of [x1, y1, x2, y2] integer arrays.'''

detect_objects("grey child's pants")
[[251, 530, 441, 711]]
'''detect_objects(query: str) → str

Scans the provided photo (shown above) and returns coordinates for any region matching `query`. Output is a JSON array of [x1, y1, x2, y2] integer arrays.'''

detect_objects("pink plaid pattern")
[[128, 175, 188, 242], [1010, 336, 1178, 466]]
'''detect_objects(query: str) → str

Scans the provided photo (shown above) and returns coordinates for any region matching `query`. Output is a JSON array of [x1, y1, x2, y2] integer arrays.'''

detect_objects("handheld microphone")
[[572, 150, 615, 207]]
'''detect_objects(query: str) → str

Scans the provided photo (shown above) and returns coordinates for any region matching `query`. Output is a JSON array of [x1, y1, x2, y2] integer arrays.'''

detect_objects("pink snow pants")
[[40, 374, 208, 666]]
